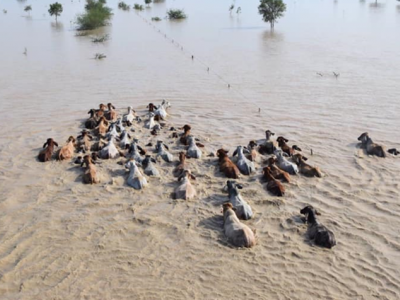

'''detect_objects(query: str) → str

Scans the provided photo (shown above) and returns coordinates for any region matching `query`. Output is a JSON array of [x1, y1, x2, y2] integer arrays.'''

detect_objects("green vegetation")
[[92, 34, 109, 43], [48, 2, 63, 22], [24, 5, 32, 16], [258, 0, 286, 29], [133, 4, 144, 11], [166, 9, 187, 20], [229, 4, 234, 14], [144, 0, 152, 7], [76, 0, 112, 31], [151, 17, 161, 21], [236, 7, 242, 14], [118, 2, 130, 11], [94, 53, 106, 59]]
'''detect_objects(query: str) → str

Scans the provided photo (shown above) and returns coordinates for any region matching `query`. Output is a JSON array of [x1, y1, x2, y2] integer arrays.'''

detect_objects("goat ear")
[[151, 158, 157, 163], [232, 207, 237, 212], [236, 184, 243, 189], [112, 105, 116, 109], [190, 174, 196, 180], [163, 144, 169, 150], [284, 138, 289, 142], [128, 134, 131, 139], [315, 209, 321, 216], [178, 174, 184, 181], [80, 161, 84, 167], [302, 156, 308, 161], [232, 149, 237, 156], [54, 142, 59, 147], [43, 142, 48, 148], [242, 147, 250, 154], [88, 135, 93, 140]]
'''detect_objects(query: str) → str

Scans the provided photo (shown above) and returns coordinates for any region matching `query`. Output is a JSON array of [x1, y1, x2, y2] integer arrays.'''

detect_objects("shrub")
[[76, 0, 112, 31], [166, 9, 186, 20]]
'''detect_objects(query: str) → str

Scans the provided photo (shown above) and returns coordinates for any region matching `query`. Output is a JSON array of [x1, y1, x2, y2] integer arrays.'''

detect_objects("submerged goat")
[[186, 136, 202, 159], [156, 140, 173, 162], [358, 132, 386, 158], [125, 160, 147, 190], [174, 170, 196, 200], [38, 138, 58, 162], [222, 203, 256, 248], [226, 180, 253, 220], [300, 205, 336, 249], [292, 154, 322, 178], [233, 146, 255, 175]]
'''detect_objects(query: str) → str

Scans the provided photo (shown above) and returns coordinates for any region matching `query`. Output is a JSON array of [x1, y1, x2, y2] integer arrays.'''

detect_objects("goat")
[[94, 116, 109, 137], [38, 138, 58, 162], [77, 130, 93, 152], [116, 118, 125, 133], [58, 136, 76, 160], [174, 170, 196, 200], [222, 203, 256, 248], [265, 157, 291, 183], [81, 155, 99, 184], [300, 205, 336, 249], [106, 123, 119, 140], [123, 106, 136, 126], [216, 149, 240, 179], [358, 132, 386, 158], [263, 167, 285, 197], [173, 151, 188, 177], [105, 103, 117, 121], [259, 130, 276, 155], [128, 139, 145, 163], [156, 140, 173, 162], [247, 140, 258, 162], [232, 146, 255, 175], [142, 155, 160, 177], [226, 181, 253, 220], [274, 150, 299, 175], [99, 138, 121, 159], [292, 154, 322, 178], [125, 160, 147, 190], [85, 109, 98, 129], [95, 103, 107, 118], [145, 112, 157, 129], [120, 130, 131, 150], [179, 124, 191, 145], [277, 136, 296, 157], [187, 136, 202, 159]]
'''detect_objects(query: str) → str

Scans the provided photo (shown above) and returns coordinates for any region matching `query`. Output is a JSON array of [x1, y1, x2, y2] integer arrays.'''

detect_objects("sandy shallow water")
[[1, 0, 400, 299]]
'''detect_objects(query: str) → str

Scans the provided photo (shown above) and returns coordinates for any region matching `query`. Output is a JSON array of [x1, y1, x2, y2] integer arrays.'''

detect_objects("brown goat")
[[173, 151, 188, 177], [38, 138, 58, 162], [81, 155, 99, 184], [58, 136, 76, 160], [217, 149, 240, 179], [180, 124, 192, 145], [77, 130, 93, 152], [277, 136, 295, 157], [247, 140, 258, 161], [265, 157, 291, 183], [263, 166, 285, 197], [96, 103, 107, 118], [147, 103, 156, 112], [95, 116, 109, 137], [358, 132, 386, 158], [105, 103, 117, 121], [292, 154, 322, 178]]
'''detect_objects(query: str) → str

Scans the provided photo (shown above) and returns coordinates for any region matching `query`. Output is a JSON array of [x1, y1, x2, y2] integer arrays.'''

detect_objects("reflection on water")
[[50, 21, 64, 31]]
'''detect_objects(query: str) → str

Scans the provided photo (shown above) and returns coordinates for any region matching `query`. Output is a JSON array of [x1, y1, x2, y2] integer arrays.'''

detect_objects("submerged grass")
[[166, 9, 187, 20]]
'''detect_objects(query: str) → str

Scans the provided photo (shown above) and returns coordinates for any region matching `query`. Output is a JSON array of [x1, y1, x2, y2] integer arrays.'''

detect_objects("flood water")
[[0, 0, 400, 299]]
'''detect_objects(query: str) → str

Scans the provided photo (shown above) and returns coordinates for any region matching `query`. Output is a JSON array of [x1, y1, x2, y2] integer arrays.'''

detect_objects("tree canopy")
[[48, 2, 63, 22], [258, 0, 286, 29]]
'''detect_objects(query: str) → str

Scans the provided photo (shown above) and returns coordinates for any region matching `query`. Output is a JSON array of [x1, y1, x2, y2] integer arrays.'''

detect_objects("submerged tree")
[[258, 0, 286, 29], [48, 2, 63, 22], [236, 7, 242, 14], [166, 9, 187, 19], [76, 0, 112, 30], [24, 5, 32, 16], [133, 3, 144, 10], [118, 2, 130, 10], [144, 0, 152, 7], [229, 4, 235, 14]]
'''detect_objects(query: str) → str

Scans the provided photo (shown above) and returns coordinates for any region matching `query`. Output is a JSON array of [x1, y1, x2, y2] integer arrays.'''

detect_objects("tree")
[[48, 2, 63, 22], [24, 5, 32, 16], [76, 0, 112, 31], [258, 0, 286, 29], [144, 0, 152, 7], [229, 4, 235, 14], [166, 9, 187, 19]]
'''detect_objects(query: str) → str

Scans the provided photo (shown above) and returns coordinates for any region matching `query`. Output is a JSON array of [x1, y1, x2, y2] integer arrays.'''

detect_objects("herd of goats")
[[37, 100, 398, 249]]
